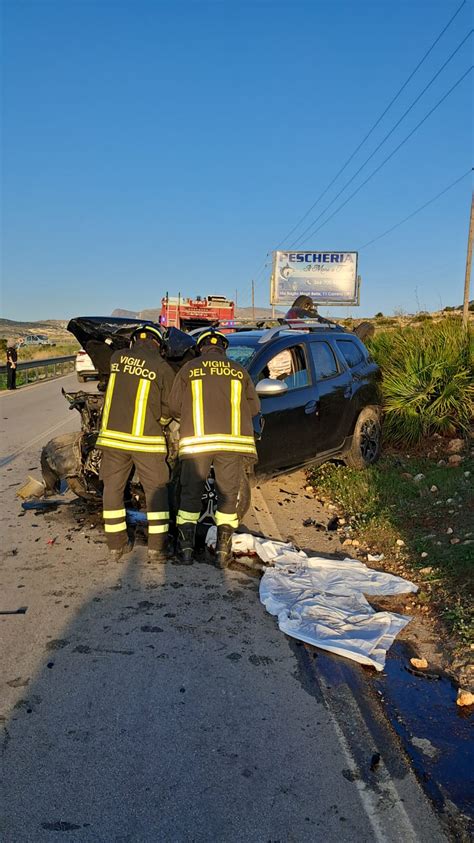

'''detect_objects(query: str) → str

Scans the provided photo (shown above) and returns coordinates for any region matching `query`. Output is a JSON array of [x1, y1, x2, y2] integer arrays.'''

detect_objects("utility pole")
[[251, 280, 255, 323], [462, 191, 473, 329]]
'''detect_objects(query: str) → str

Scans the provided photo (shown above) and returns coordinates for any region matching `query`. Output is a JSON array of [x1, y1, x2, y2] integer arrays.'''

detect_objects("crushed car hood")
[[67, 317, 196, 373]]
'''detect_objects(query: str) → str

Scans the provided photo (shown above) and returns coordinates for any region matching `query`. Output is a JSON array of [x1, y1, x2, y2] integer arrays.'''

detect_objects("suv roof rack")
[[256, 317, 345, 344]]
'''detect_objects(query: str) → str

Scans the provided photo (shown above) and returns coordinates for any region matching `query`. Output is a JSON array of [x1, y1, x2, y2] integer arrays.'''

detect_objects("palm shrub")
[[367, 320, 473, 445]]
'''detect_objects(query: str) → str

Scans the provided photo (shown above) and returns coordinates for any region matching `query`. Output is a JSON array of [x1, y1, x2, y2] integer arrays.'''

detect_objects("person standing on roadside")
[[6, 339, 18, 390], [96, 324, 175, 564], [169, 328, 261, 568]]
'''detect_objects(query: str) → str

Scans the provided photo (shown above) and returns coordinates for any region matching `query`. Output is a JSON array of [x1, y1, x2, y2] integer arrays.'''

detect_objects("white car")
[[75, 349, 98, 383]]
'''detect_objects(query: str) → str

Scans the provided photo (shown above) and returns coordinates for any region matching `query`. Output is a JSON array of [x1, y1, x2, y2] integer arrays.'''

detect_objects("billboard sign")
[[271, 250, 359, 305]]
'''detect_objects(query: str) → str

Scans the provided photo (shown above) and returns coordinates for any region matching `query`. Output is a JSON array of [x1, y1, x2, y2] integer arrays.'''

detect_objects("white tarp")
[[232, 534, 417, 671]]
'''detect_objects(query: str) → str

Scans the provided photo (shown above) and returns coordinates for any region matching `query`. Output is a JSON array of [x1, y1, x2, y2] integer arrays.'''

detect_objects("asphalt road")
[[0, 376, 447, 842]]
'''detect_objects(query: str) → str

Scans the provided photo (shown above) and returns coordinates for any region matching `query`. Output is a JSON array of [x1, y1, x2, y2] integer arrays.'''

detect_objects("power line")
[[273, 0, 467, 248], [358, 169, 473, 250], [290, 29, 473, 248], [291, 66, 473, 247]]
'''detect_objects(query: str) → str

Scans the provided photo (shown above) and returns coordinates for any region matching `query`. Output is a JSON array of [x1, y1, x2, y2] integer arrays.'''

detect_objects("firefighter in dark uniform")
[[96, 325, 175, 563], [168, 328, 261, 567]]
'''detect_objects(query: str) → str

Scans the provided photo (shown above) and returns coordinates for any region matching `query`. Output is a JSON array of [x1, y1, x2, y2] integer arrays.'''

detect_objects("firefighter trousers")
[[99, 449, 170, 550], [178, 453, 243, 529]]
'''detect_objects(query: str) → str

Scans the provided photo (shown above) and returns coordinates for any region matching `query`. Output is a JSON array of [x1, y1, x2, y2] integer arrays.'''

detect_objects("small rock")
[[446, 527, 453, 535], [413, 473, 425, 483], [367, 553, 384, 562], [456, 690, 474, 707], [420, 552, 429, 559], [448, 454, 463, 466], [410, 657, 428, 669], [411, 736, 439, 759], [464, 471, 471, 478], [352, 539, 360, 547], [396, 539, 405, 547], [342, 539, 353, 546], [450, 538, 460, 545], [338, 518, 347, 525], [304, 486, 313, 493], [446, 498, 454, 504], [437, 459, 446, 466], [447, 438, 464, 454], [419, 566, 432, 574], [430, 485, 438, 493]]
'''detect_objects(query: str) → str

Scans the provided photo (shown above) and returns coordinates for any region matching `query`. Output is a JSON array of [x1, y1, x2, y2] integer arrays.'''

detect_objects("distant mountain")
[[235, 306, 286, 320], [111, 308, 140, 319], [111, 305, 286, 322]]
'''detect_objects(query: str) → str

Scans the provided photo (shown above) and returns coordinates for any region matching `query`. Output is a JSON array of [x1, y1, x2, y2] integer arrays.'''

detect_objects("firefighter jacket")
[[96, 340, 175, 454], [168, 346, 261, 459]]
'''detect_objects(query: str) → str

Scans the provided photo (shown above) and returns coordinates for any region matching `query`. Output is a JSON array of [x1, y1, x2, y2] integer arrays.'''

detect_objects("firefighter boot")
[[216, 525, 234, 569], [177, 523, 196, 565], [147, 535, 168, 565], [109, 541, 133, 563]]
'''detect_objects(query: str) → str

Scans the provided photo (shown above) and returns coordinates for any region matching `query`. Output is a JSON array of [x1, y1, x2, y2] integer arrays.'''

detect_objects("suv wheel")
[[344, 407, 381, 469]]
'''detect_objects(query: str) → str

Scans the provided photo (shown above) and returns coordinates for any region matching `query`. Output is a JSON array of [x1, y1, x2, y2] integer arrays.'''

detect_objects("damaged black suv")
[[41, 316, 381, 518]]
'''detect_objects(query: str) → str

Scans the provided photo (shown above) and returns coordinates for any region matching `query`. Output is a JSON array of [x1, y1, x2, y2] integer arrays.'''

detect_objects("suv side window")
[[259, 344, 310, 389], [336, 339, 365, 368], [309, 341, 339, 379]]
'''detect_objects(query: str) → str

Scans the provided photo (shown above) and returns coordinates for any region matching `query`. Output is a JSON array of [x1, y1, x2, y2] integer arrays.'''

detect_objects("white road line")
[[251, 484, 427, 843], [0, 416, 73, 468]]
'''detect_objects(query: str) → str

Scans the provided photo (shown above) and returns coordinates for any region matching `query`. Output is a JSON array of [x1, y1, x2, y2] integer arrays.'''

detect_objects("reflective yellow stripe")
[[176, 510, 200, 524], [132, 378, 151, 437], [101, 372, 116, 430], [191, 379, 204, 437], [104, 521, 127, 533], [100, 429, 166, 444], [103, 508, 126, 518], [96, 436, 167, 453], [148, 524, 169, 534], [231, 379, 242, 437], [179, 434, 254, 447], [179, 442, 257, 456], [147, 511, 169, 521], [215, 510, 239, 528], [160, 416, 171, 425]]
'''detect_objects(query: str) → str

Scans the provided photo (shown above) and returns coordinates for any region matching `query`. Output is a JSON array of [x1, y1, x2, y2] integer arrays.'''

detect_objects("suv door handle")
[[305, 400, 319, 415]]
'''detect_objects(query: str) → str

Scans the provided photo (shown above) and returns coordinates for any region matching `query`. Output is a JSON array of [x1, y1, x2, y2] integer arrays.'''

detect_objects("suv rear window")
[[336, 339, 365, 368], [309, 341, 339, 379]]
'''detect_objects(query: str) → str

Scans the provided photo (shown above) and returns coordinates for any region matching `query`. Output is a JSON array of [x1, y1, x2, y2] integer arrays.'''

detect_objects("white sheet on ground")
[[232, 533, 417, 671]]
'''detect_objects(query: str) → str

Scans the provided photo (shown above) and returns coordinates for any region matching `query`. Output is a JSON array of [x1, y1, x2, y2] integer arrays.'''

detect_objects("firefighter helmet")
[[195, 328, 229, 350], [130, 324, 164, 346]]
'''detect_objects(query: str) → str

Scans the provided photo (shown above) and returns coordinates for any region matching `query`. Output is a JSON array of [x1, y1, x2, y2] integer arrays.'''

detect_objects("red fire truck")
[[160, 295, 235, 332]]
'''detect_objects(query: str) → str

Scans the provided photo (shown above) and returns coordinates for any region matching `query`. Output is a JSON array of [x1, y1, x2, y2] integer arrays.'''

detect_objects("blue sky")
[[2, 0, 472, 320]]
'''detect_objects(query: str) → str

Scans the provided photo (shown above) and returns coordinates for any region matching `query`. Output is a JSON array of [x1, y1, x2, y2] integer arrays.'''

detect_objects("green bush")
[[367, 321, 473, 445]]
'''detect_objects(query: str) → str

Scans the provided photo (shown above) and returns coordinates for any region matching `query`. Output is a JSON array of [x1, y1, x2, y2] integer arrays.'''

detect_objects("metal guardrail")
[[0, 355, 76, 388]]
